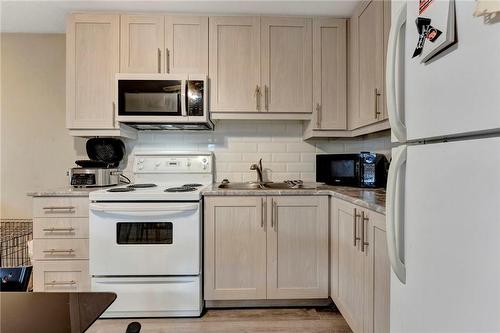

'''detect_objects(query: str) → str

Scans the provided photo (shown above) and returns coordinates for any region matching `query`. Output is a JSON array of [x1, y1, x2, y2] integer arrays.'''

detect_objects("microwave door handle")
[[181, 79, 187, 117]]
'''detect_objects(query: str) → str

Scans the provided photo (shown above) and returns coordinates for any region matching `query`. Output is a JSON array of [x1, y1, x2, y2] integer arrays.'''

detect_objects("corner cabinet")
[[66, 14, 136, 138], [204, 195, 329, 301], [331, 198, 389, 333], [348, 0, 391, 131], [304, 18, 348, 139]]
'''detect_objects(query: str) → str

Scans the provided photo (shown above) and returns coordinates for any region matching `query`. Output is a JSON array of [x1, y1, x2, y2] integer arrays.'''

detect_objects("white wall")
[[122, 122, 391, 183], [0, 33, 86, 219]]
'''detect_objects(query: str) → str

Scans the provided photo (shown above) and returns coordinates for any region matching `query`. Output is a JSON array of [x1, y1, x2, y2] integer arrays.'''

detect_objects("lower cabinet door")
[[204, 196, 267, 300], [362, 210, 390, 333], [266, 196, 329, 299], [335, 199, 365, 333], [33, 260, 90, 292]]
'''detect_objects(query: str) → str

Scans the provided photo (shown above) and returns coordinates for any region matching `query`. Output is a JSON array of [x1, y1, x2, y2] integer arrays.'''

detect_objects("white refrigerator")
[[386, 1, 500, 332]]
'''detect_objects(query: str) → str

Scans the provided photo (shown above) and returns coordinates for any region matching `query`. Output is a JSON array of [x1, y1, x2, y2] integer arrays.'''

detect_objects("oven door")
[[89, 202, 200, 276], [116, 74, 187, 123]]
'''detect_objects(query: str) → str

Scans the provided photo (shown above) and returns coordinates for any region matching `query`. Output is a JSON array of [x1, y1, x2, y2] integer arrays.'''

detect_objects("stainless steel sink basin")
[[218, 182, 268, 190], [217, 182, 300, 190]]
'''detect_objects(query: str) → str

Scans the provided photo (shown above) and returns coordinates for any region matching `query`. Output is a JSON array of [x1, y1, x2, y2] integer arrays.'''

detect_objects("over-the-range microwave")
[[115, 73, 212, 130]]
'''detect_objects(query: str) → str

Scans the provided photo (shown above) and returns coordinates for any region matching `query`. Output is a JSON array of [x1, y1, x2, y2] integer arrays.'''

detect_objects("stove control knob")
[[202, 158, 207, 163], [155, 161, 161, 167], [139, 158, 144, 163], [187, 161, 192, 167], [138, 165, 144, 170]]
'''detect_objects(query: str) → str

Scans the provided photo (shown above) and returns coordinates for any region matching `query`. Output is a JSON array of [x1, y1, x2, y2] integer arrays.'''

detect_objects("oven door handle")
[[89, 203, 199, 215]]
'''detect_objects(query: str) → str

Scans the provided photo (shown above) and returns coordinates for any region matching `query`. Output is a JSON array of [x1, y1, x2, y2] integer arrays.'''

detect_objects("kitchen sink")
[[217, 181, 308, 190]]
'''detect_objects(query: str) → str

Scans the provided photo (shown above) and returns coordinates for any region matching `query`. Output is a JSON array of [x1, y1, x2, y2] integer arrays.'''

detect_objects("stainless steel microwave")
[[316, 153, 389, 188], [115, 74, 212, 130]]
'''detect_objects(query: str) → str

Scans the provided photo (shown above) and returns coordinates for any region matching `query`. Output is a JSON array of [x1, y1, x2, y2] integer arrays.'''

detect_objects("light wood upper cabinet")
[[267, 196, 329, 299], [66, 14, 119, 129], [120, 15, 164, 73], [209, 16, 261, 113], [204, 196, 267, 300], [261, 17, 312, 114], [331, 198, 390, 333], [312, 18, 347, 130], [165, 16, 208, 74], [349, 0, 388, 130]]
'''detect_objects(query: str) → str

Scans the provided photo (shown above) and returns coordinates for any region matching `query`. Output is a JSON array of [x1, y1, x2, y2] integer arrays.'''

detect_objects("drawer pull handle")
[[42, 227, 75, 232], [43, 249, 75, 254], [45, 280, 76, 286], [43, 206, 75, 212]]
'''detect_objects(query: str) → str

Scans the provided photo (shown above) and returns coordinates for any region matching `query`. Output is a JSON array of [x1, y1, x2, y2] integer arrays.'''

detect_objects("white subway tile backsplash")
[[272, 153, 300, 162], [124, 122, 391, 183], [287, 162, 314, 172], [258, 142, 287, 153], [242, 153, 272, 162], [287, 142, 316, 153]]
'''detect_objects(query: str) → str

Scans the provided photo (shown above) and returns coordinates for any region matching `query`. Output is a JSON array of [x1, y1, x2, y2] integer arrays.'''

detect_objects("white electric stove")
[[89, 152, 213, 318]]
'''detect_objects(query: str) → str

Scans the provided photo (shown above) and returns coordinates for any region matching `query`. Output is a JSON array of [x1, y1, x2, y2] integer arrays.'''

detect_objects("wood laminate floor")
[[87, 307, 353, 333]]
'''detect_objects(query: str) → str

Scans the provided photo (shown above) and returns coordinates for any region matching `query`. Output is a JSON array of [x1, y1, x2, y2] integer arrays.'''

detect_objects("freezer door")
[[390, 137, 500, 332], [404, 0, 500, 141]]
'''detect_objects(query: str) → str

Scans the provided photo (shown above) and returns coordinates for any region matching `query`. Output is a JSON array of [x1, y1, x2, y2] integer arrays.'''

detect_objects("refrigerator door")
[[390, 136, 500, 332], [403, 0, 500, 142]]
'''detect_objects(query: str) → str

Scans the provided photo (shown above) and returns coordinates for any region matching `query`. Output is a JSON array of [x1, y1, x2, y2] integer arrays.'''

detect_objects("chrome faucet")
[[250, 158, 264, 183]]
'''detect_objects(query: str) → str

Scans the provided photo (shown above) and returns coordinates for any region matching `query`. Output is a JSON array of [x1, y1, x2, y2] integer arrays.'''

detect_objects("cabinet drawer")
[[33, 218, 88, 239], [33, 239, 88, 260], [33, 260, 90, 292], [33, 197, 89, 218]]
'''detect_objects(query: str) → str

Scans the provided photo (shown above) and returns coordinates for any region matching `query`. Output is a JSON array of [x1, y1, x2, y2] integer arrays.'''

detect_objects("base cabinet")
[[204, 195, 329, 301], [32, 196, 91, 292], [331, 198, 389, 333]]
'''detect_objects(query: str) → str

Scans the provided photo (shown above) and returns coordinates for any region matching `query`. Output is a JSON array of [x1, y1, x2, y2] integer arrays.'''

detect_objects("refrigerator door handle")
[[386, 2, 407, 143], [386, 145, 407, 284]]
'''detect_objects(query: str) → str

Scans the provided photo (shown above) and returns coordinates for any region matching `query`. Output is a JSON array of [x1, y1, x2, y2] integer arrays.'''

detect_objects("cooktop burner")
[[182, 183, 203, 188], [165, 187, 197, 193], [108, 187, 136, 192], [128, 183, 157, 189]]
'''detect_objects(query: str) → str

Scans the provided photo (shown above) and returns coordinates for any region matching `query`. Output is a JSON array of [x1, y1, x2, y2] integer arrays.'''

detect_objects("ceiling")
[[0, 0, 359, 33]]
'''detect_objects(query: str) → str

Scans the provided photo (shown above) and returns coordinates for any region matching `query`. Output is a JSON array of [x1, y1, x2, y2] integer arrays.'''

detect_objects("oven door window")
[[116, 222, 173, 244], [118, 80, 182, 116]]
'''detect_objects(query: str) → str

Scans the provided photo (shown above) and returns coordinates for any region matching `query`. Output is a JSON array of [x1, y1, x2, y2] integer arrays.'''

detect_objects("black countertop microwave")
[[316, 153, 389, 188]]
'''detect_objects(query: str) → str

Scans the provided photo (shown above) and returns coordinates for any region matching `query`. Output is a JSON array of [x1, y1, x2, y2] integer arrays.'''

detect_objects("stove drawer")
[[92, 276, 202, 317], [33, 197, 89, 218], [33, 260, 90, 292], [33, 239, 89, 260], [33, 218, 88, 239]]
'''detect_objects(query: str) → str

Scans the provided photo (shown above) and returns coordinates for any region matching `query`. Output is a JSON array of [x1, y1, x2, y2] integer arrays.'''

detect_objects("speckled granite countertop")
[[202, 184, 386, 215], [27, 187, 98, 197]]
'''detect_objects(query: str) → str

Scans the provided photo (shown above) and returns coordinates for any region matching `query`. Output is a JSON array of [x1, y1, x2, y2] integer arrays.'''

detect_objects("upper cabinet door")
[[261, 17, 312, 114], [266, 196, 328, 299], [120, 15, 164, 73], [350, 0, 384, 129], [313, 18, 347, 130], [209, 16, 261, 113], [165, 16, 208, 74], [66, 14, 119, 129]]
